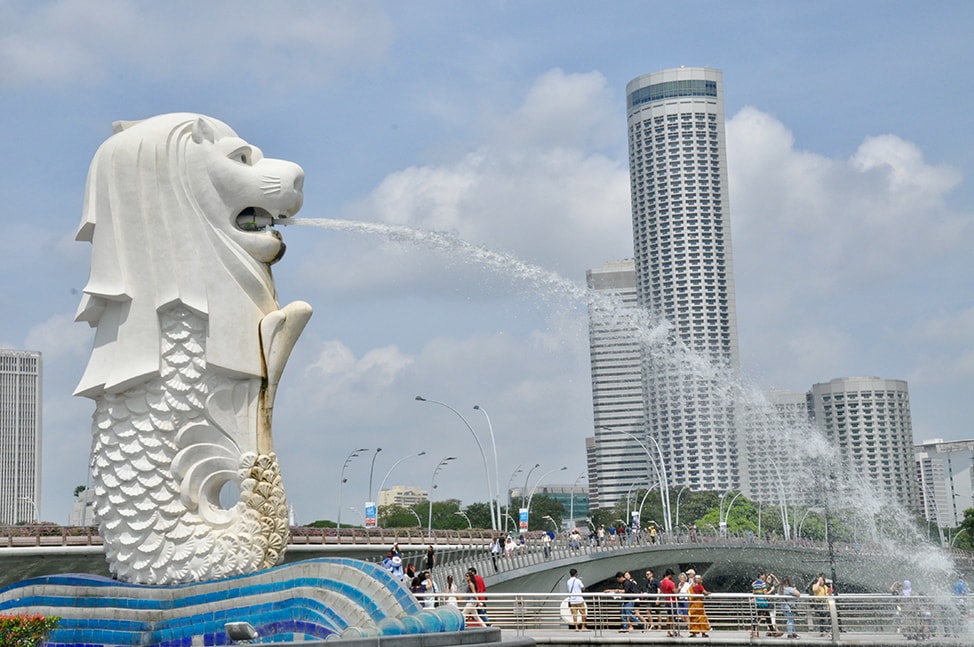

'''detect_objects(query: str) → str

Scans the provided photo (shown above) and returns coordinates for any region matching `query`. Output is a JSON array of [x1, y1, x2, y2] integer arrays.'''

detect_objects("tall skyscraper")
[[0, 349, 42, 524], [810, 376, 918, 510], [626, 67, 741, 492], [585, 260, 647, 508]]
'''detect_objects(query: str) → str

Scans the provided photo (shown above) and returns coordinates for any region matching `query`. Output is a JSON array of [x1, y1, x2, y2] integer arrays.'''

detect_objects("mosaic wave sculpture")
[[0, 558, 465, 646]]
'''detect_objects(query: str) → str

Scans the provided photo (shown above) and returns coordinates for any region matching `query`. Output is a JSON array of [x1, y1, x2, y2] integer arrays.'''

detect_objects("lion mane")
[[75, 113, 303, 397]]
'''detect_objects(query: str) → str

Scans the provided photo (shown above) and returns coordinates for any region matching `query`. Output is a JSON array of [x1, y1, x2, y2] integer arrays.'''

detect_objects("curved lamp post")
[[505, 464, 523, 533], [338, 447, 368, 534], [18, 496, 38, 523], [675, 485, 690, 531], [367, 448, 383, 501], [570, 473, 586, 531], [526, 466, 567, 528], [406, 507, 422, 527], [600, 426, 672, 535], [718, 491, 743, 538], [542, 514, 558, 532], [454, 510, 472, 530], [473, 404, 502, 536], [416, 396, 497, 531], [428, 456, 457, 537], [377, 451, 427, 501], [522, 463, 541, 509]]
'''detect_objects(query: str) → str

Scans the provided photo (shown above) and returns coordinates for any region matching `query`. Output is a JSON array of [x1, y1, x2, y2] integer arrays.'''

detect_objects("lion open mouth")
[[235, 207, 279, 232]]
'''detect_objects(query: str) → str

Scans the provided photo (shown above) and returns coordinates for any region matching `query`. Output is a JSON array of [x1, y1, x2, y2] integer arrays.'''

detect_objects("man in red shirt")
[[659, 568, 680, 637], [468, 567, 490, 626]]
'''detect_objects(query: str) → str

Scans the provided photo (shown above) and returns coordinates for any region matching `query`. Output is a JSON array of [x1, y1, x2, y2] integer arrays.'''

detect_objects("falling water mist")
[[284, 216, 959, 595]]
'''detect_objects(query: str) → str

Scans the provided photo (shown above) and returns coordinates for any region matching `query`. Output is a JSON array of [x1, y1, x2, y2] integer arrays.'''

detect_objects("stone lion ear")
[[191, 117, 217, 144], [112, 120, 143, 134]]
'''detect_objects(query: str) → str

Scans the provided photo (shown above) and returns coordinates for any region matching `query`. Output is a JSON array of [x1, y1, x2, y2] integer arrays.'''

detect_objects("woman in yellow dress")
[[687, 574, 712, 637]]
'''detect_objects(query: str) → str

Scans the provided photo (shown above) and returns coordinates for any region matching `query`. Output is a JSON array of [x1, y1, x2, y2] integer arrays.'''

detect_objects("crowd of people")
[[380, 542, 492, 628], [378, 538, 970, 638]]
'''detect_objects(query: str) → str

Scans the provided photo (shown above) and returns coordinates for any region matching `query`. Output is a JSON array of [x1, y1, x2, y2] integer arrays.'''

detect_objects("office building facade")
[[809, 376, 918, 510], [626, 67, 741, 493], [0, 349, 42, 524], [585, 260, 649, 507], [915, 438, 974, 530]]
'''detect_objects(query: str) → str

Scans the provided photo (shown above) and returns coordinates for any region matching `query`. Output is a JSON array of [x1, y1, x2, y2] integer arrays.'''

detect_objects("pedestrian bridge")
[[2, 525, 965, 598]]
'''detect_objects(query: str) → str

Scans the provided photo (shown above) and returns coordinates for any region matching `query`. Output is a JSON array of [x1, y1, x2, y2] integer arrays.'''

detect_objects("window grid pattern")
[[626, 68, 741, 494], [0, 349, 42, 525]]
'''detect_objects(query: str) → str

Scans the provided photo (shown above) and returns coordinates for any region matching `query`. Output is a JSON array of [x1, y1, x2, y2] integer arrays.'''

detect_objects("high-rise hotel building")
[[626, 67, 741, 492], [810, 376, 918, 510], [0, 349, 42, 524]]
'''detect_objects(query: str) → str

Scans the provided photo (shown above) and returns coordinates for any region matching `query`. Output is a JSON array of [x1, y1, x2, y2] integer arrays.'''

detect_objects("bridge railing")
[[413, 591, 970, 641]]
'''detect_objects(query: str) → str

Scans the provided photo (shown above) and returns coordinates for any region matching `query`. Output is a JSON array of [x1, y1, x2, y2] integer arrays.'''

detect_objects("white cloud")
[[24, 313, 91, 363], [0, 0, 394, 87], [729, 106, 970, 291]]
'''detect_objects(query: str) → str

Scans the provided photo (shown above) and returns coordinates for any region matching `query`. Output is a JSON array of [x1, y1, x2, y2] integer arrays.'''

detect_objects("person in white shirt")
[[566, 568, 587, 631]]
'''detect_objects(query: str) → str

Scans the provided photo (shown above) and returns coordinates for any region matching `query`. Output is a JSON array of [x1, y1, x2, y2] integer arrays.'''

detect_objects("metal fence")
[[413, 591, 972, 641]]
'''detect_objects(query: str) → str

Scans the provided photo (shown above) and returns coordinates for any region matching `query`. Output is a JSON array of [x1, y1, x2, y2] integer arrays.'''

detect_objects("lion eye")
[[229, 148, 254, 166]]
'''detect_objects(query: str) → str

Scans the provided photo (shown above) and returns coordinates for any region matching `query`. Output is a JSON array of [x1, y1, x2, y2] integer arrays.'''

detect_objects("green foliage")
[[527, 495, 566, 531], [73, 485, 86, 498], [463, 502, 494, 529], [0, 614, 60, 646], [953, 508, 974, 550]]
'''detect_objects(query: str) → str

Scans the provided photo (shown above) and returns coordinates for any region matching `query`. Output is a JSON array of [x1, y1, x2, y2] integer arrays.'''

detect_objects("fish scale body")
[[89, 307, 288, 584]]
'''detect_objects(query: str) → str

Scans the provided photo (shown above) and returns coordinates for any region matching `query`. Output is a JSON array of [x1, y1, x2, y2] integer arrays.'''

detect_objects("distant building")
[[915, 438, 974, 530], [68, 488, 96, 527], [740, 389, 813, 505], [809, 376, 918, 510], [509, 484, 589, 529], [626, 67, 742, 493], [377, 485, 428, 508], [585, 259, 647, 508], [0, 349, 43, 525]]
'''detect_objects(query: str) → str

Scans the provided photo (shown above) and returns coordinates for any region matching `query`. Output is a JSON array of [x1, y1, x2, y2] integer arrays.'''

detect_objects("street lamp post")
[[376, 451, 427, 516], [522, 463, 541, 509], [406, 507, 422, 527], [428, 456, 457, 538], [367, 448, 383, 504], [600, 426, 672, 535], [416, 396, 497, 531], [505, 465, 523, 534], [570, 473, 586, 531], [767, 458, 790, 541], [454, 510, 472, 530], [675, 485, 690, 531], [718, 491, 742, 538], [366, 447, 383, 526], [473, 404, 502, 537], [18, 496, 38, 523], [338, 447, 368, 535], [526, 466, 567, 530]]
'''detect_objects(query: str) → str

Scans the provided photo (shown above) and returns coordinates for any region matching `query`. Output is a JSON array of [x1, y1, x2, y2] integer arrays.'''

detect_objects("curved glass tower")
[[626, 67, 741, 493]]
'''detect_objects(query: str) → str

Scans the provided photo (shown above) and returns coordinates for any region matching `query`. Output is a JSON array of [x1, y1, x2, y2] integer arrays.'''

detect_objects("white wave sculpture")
[[74, 113, 312, 584]]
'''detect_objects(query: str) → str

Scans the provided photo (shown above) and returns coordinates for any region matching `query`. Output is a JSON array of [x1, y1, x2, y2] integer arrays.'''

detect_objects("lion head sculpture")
[[75, 113, 305, 397]]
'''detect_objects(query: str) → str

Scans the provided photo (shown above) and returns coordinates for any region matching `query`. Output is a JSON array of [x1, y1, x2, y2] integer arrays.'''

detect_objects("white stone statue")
[[74, 113, 312, 584]]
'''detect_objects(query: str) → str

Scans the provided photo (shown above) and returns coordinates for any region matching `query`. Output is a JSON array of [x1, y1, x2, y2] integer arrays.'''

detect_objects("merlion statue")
[[74, 113, 312, 584]]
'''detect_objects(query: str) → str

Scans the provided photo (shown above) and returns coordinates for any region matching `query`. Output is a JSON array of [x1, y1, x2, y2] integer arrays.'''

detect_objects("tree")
[[528, 494, 565, 531], [956, 508, 974, 550], [463, 502, 494, 530], [73, 485, 86, 498]]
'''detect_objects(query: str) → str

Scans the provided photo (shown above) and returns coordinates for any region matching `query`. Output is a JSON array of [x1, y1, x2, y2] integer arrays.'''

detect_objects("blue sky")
[[2, 0, 972, 525]]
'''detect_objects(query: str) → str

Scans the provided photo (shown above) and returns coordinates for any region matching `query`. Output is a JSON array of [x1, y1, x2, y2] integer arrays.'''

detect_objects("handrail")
[[402, 591, 971, 641]]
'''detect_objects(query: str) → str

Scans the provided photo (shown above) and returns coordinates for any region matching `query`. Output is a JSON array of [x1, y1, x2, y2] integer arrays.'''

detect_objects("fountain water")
[[286, 217, 960, 595]]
